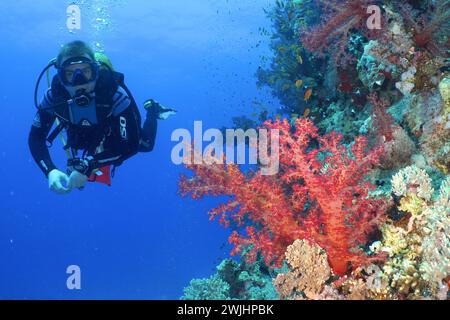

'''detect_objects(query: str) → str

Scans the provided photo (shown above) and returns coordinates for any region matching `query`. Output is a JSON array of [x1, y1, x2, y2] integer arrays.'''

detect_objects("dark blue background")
[[0, 0, 277, 299]]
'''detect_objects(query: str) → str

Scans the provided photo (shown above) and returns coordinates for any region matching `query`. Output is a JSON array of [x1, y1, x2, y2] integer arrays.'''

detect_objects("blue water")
[[0, 0, 277, 299]]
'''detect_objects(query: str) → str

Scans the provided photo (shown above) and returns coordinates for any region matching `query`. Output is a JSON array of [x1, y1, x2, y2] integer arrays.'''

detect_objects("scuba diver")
[[29, 40, 176, 194]]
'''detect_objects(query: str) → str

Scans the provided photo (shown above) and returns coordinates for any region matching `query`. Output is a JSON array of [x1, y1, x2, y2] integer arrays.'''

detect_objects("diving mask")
[[58, 57, 99, 87]]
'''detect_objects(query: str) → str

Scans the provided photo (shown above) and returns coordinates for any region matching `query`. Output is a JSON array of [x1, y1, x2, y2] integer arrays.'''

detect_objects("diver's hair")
[[56, 40, 95, 68]]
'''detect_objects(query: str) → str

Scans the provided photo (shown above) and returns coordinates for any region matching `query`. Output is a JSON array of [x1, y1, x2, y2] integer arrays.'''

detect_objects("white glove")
[[48, 169, 71, 195], [68, 171, 88, 190]]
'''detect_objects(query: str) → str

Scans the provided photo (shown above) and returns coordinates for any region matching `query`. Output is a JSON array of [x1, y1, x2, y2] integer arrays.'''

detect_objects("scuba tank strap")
[[63, 144, 77, 159], [46, 121, 66, 147], [115, 74, 137, 106]]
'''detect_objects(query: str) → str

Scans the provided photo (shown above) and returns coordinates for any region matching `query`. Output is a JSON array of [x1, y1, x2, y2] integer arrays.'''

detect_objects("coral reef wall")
[[180, 0, 450, 300]]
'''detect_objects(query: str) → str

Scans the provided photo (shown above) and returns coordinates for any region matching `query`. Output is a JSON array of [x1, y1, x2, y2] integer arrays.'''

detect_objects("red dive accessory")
[[67, 157, 111, 187], [88, 166, 112, 186]]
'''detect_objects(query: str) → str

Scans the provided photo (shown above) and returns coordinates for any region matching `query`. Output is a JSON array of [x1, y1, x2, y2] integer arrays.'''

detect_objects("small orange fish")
[[304, 88, 313, 102], [295, 79, 303, 88], [303, 108, 310, 118]]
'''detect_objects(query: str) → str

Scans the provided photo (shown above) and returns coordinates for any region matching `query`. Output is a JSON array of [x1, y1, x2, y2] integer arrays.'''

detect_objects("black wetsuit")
[[28, 68, 156, 177]]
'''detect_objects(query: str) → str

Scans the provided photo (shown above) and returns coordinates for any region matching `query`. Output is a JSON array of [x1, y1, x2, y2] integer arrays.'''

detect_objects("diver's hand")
[[48, 169, 71, 195], [68, 171, 88, 190]]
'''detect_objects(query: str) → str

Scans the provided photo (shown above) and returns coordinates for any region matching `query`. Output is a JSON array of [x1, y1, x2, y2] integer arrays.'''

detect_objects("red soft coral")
[[269, 118, 389, 274], [179, 118, 389, 275], [301, 0, 382, 65], [179, 154, 304, 267]]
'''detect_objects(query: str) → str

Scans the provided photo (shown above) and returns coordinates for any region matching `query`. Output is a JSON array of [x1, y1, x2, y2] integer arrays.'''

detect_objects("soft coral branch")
[[395, 0, 450, 57], [368, 93, 395, 142], [301, 0, 382, 65]]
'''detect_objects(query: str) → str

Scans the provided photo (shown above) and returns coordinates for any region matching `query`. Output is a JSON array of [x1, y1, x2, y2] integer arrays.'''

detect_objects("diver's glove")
[[48, 169, 71, 195], [67, 157, 97, 190], [144, 99, 177, 120], [68, 171, 88, 190]]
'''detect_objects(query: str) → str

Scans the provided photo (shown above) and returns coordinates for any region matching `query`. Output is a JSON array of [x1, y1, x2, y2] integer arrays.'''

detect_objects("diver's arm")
[[28, 110, 58, 177]]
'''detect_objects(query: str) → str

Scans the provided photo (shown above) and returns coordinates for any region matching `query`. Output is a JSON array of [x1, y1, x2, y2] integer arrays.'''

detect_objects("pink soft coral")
[[179, 118, 389, 275]]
